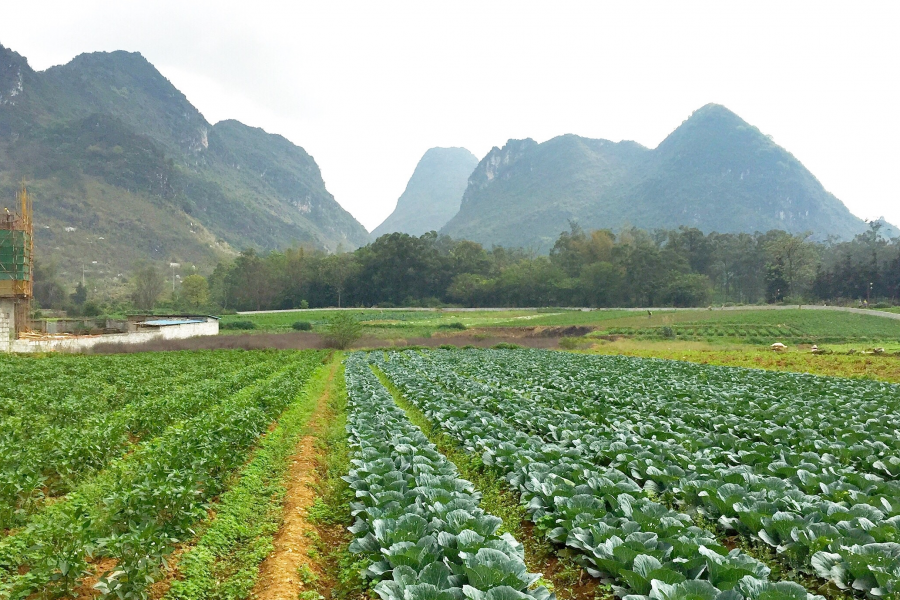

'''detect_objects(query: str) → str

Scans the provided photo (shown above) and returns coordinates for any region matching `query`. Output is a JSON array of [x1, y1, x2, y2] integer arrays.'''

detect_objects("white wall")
[[0, 299, 14, 353], [11, 319, 219, 353], [156, 320, 219, 340]]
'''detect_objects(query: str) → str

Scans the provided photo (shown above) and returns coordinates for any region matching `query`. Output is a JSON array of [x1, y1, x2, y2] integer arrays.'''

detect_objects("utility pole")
[[170, 263, 180, 295]]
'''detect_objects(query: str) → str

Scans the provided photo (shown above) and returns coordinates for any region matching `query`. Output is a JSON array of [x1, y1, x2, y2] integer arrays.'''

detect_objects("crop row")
[[0, 351, 286, 531], [0, 350, 325, 599], [370, 352, 819, 600], [343, 354, 551, 600], [165, 359, 334, 600], [604, 324, 806, 339], [463, 349, 900, 478], [438, 349, 900, 510], [385, 349, 900, 598]]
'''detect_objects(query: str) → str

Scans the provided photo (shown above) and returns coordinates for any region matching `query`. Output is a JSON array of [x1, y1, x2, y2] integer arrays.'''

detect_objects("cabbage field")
[[363, 349, 900, 600], [2, 347, 898, 600]]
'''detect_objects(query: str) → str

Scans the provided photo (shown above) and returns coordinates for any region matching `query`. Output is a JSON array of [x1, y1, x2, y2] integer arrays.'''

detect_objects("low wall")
[[12, 331, 160, 353], [155, 320, 219, 340], [0, 299, 14, 352], [10, 320, 219, 353]]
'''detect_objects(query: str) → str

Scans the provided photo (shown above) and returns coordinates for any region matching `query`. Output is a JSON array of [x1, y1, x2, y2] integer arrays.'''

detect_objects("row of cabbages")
[[475, 349, 900, 478], [427, 349, 900, 598], [343, 354, 552, 600], [372, 351, 822, 600]]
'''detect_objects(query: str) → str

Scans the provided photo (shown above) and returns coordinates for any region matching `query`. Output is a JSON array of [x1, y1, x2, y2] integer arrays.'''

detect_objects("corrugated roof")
[[141, 319, 204, 327]]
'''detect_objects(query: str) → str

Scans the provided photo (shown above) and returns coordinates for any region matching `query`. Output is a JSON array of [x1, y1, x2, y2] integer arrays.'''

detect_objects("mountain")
[[371, 147, 478, 238], [441, 104, 879, 251], [0, 43, 369, 281]]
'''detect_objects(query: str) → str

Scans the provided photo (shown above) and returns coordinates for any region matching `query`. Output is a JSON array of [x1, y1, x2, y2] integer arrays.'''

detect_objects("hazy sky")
[[2, 1, 898, 231]]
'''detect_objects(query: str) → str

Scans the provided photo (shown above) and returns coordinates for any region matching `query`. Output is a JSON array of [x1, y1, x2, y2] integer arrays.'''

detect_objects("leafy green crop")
[[343, 354, 551, 600], [0, 350, 325, 599], [370, 349, 861, 599]]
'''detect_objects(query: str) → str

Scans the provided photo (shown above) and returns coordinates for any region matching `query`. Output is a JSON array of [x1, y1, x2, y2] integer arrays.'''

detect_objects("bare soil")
[[252, 362, 336, 600], [90, 331, 328, 353], [88, 325, 593, 354]]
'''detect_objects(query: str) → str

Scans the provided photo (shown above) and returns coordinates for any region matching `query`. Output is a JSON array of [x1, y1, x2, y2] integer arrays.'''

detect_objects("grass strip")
[[583, 344, 900, 383], [371, 362, 611, 600], [164, 357, 336, 600], [303, 356, 369, 600]]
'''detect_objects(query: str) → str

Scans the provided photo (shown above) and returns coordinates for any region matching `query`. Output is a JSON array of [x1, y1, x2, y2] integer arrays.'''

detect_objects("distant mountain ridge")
[[441, 104, 884, 250], [0, 43, 369, 280], [371, 147, 478, 238]]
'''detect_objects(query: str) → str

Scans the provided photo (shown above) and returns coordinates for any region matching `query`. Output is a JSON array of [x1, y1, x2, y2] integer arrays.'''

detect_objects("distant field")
[[586, 340, 900, 383], [219, 306, 900, 347], [219, 308, 632, 338], [589, 308, 900, 343]]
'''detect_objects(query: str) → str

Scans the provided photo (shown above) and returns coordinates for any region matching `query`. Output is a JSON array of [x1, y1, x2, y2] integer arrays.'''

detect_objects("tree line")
[[32, 222, 900, 313]]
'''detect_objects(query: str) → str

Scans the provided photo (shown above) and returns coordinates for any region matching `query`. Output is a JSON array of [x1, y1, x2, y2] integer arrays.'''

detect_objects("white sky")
[[2, 1, 898, 231]]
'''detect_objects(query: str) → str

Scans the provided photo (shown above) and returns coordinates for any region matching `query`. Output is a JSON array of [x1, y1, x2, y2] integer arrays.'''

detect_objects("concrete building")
[[0, 183, 32, 353], [11, 315, 220, 353]]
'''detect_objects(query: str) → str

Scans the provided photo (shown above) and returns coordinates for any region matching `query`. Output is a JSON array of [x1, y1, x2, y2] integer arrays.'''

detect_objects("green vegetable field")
[[2, 347, 899, 599], [0, 350, 327, 599]]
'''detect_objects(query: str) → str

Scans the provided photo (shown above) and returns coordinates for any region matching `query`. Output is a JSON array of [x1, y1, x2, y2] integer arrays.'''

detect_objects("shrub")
[[324, 313, 362, 349], [559, 337, 592, 349], [660, 326, 675, 339], [291, 321, 313, 331], [439, 322, 467, 330], [221, 320, 257, 330], [492, 342, 521, 350]]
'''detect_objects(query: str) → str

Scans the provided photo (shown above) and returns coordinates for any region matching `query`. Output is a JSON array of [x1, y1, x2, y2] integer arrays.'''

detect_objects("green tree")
[[33, 261, 68, 310], [320, 252, 359, 308], [225, 249, 278, 311], [180, 274, 209, 310], [130, 264, 165, 311], [70, 282, 87, 306], [661, 273, 712, 307], [324, 313, 362, 349], [577, 261, 622, 307], [764, 231, 818, 299]]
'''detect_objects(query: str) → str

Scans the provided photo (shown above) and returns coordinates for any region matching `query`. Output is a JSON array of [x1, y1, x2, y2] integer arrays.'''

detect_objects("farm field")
[[218, 307, 900, 349], [218, 308, 630, 338], [588, 309, 900, 344], [0, 349, 330, 599], [3, 346, 900, 600], [370, 348, 900, 600], [586, 341, 900, 383]]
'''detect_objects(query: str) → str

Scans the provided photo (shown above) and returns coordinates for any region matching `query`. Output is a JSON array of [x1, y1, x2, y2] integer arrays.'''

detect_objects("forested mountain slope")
[[0, 43, 369, 280], [371, 147, 478, 238], [441, 104, 879, 251]]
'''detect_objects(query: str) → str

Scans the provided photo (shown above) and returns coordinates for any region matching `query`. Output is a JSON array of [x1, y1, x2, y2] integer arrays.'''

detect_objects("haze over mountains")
[[0, 43, 369, 277], [371, 147, 478, 238], [1, 41, 889, 283], [439, 104, 883, 251]]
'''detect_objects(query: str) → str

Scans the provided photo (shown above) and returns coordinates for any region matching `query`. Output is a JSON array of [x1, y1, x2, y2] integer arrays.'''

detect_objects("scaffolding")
[[0, 181, 34, 338]]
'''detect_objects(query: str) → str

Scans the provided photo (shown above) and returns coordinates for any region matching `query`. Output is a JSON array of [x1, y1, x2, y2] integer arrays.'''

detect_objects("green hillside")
[[371, 147, 478, 238], [441, 104, 880, 251], [0, 43, 369, 282]]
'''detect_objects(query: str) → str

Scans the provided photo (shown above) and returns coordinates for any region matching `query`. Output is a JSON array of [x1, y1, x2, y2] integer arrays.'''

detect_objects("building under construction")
[[0, 182, 33, 350]]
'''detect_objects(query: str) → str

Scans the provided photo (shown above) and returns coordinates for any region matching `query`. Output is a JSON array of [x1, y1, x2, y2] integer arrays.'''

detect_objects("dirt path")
[[252, 360, 337, 600]]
